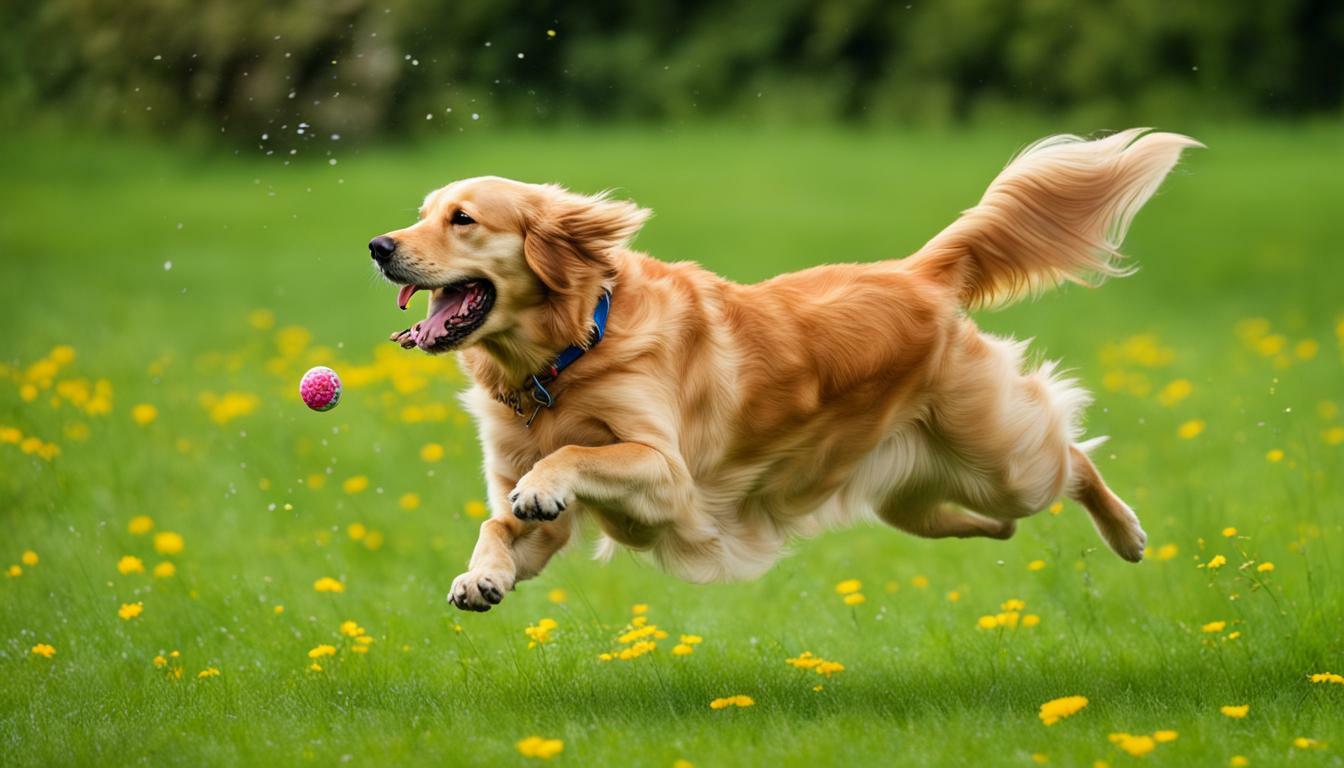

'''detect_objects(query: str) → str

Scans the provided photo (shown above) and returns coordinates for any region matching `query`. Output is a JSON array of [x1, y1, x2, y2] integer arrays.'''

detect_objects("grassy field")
[[1, 123, 1342, 767]]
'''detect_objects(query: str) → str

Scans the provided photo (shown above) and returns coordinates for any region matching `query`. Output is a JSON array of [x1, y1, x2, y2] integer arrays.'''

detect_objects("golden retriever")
[[369, 128, 1199, 611]]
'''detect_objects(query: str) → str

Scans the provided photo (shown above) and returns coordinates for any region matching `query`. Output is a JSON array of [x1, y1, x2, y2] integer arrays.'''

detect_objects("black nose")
[[369, 236, 397, 264]]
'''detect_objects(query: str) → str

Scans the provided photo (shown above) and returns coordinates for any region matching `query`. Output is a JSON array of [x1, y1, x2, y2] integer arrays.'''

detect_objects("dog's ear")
[[523, 186, 650, 295]]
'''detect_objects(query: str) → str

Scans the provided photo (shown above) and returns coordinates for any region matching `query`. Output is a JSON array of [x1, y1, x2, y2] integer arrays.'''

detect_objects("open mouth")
[[391, 278, 497, 352]]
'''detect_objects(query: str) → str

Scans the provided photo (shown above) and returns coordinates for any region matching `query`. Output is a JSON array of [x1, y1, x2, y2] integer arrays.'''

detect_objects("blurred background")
[[4, 0, 1342, 146]]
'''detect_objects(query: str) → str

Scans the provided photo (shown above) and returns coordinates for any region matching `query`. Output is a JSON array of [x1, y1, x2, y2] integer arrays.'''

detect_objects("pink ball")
[[300, 366, 342, 412]]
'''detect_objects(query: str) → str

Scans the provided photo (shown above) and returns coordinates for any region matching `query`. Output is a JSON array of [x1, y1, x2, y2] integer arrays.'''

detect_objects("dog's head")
[[371, 177, 649, 357]]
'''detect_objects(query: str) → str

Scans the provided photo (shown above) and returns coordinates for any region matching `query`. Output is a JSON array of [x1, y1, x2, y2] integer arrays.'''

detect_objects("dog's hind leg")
[[877, 497, 1017, 541], [1067, 444, 1147, 562]]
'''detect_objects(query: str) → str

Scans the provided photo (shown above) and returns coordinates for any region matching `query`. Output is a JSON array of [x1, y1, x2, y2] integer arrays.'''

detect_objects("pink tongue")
[[397, 285, 421, 310], [413, 285, 475, 349]]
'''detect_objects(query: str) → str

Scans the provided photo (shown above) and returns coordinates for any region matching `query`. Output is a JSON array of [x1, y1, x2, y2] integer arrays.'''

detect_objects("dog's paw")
[[509, 470, 574, 522], [449, 568, 514, 612]]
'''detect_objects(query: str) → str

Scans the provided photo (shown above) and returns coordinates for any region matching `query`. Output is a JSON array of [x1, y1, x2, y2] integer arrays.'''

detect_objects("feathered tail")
[[908, 128, 1202, 309]]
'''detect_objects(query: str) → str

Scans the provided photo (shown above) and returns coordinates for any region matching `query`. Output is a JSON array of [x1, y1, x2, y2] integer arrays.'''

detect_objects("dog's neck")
[[460, 288, 611, 410]]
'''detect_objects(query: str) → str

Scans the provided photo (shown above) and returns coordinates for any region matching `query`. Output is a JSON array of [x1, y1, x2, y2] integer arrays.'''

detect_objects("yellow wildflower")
[[153, 531, 184, 555], [341, 476, 369, 494], [911, 575, 929, 588], [21, 550, 38, 567], [709, 695, 754, 709], [631, 603, 649, 615], [516, 736, 564, 759], [128, 515, 154, 535], [199, 390, 259, 425], [1113, 734, 1155, 757], [616, 641, 656, 660], [153, 655, 167, 667], [117, 555, 145, 575], [6, 565, 21, 577], [398, 492, 420, 510], [1220, 704, 1249, 718], [153, 562, 176, 578], [815, 660, 845, 677], [1202, 621, 1227, 633], [1229, 756, 1248, 767], [977, 615, 999, 630], [1027, 559, 1046, 571], [1177, 419, 1206, 439], [1048, 501, 1063, 515], [339, 620, 365, 637], [1309, 672, 1344, 685], [248, 308, 275, 330], [1021, 614, 1041, 627], [313, 577, 345, 593], [946, 590, 961, 602], [1038, 695, 1088, 726], [1222, 527, 1237, 537], [1325, 426, 1344, 445], [1205, 554, 1227, 569], [118, 602, 144, 620], [308, 663, 323, 672], [843, 593, 866, 606], [347, 522, 367, 541], [672, 644, 694, 656], [1257, 562, 1275, 573], [130, 403, 158, 425], [1293, 737, 1320, 749], [1266, 449, 1284, 463], [355, 635, 374, 646], [1154, 543, 1180, 561], [1031, 754, 1049, 765], [1153, 730, 1179, 743], [834, 579, 862, 595], [273, 605, 285, 615], [308, 644, 337, 659], [673, 761, 693, 768], [1157, 379, 1192, 407], [420, 443, 445, 462], [197, 667, 220, 678], [1001, 598, 1026, 611], [524, 618, 558, 647], [464, 500, 487, 518], [547, 588, 567, 604], [680, 634, 703, 645], [31, 643, 55, 659]]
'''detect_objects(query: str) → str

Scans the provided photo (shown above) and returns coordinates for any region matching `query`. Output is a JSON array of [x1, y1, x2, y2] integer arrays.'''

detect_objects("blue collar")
[[524, 289, 611, 427]]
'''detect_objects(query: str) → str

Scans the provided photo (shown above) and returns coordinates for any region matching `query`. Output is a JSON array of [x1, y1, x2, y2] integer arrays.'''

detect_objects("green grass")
[[1, 123, 1343, 767]]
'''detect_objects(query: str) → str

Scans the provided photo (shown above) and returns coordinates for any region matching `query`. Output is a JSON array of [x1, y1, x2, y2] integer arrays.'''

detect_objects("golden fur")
[[371, 128, 1200, 611]]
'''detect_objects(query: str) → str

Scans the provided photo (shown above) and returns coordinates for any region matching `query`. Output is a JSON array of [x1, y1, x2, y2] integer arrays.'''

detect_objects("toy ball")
[[299, 366, 342, 412]]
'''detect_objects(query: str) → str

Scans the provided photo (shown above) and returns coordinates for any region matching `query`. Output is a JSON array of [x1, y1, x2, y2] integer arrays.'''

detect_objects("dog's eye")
[[450, 209, 476, 226]]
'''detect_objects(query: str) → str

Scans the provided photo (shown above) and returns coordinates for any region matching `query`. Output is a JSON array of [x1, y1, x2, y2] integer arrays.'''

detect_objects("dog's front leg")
[[509, 443, 682, 525], [449, 443, 682, 612], [449, 468, 574, 612]]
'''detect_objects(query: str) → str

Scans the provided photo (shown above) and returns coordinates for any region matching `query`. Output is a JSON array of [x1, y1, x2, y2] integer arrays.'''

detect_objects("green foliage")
[[3, 1, 1342, 144]]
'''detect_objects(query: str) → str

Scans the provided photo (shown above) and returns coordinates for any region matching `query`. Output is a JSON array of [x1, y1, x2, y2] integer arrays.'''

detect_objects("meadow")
[[1, 123, 1342, 766]]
